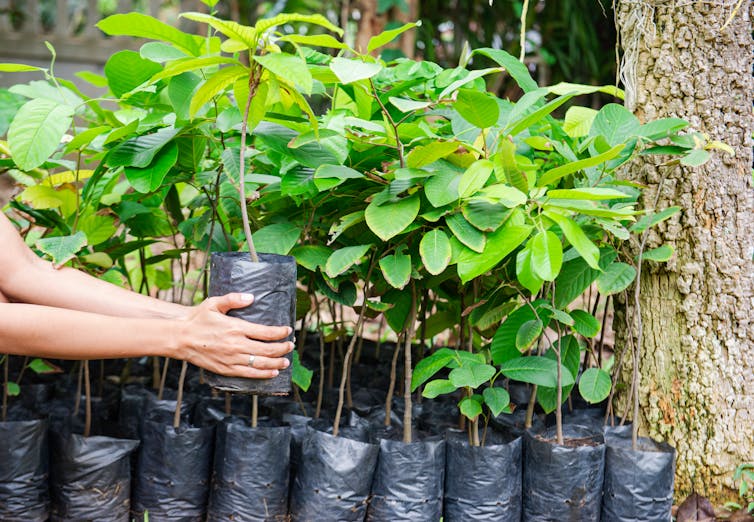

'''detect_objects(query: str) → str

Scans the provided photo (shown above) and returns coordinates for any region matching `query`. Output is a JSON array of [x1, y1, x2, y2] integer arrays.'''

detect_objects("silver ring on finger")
[[248, 354, 256, 368]]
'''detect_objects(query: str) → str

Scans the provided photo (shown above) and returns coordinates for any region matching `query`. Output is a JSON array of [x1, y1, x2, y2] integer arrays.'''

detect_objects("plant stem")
[[315, 297, 325, 419], [2, 356, 8, 422], [333, 258, 376, 437], [74, 361, 83, 416], [158, 357, 170, 401], [251, 395, 258, 428], [554, 327, 564, 445], [173, 360, 188, 430], [403, 283, 418, 444], [15, 356, 28, 386], [83, 360, 91, 438], [238, 65, 262, 263], [385, 335, 401, 427]]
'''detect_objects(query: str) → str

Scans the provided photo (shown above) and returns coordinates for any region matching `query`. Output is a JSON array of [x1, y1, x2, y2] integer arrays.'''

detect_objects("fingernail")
[[283, 359, 290, 368], [288, 342, 295, 351], [286, 326, 293, 335], [272, 370, 280, 376], [240, 293, 254, 302]]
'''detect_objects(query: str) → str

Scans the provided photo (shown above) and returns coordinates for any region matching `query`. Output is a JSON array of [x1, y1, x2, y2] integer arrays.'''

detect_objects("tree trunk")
[[615, 0, 753, 503], [355, 0, 386, 54]]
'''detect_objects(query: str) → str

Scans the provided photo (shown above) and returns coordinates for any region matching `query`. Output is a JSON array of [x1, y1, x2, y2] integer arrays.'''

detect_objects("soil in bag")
[[523, 424, 606, 521], [131, 409, 214, 521], [601, 425, 675, 521], [205, 252, 296, 395], [207, 417, 291, 522], [49, 430, 138, 522], [443, 429, 522, 522], [0, 414, 49, 522], [366, 434, 445, 522], [289, 423, 379, 522]]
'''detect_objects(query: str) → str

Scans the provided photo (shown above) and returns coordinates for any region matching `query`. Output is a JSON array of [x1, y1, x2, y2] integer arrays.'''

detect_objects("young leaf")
[[5, 382, 20, 397], [515, 319, 543, 352], [419, 229, 452, 276], [472, 48, 538, 93], [537, 144, 625, 187], [459, 159, 494, 198], [530, 230, 563, 281], [544, 211, 600, 269], [596, 262, 637, 295], [8, 99, 74, 171], [330, 58, 382, 84], [457, 223, 533, 284], [255, 13, 342, 36], [365, 194, 420, 241], [411, 348, 457, 391], [367, 21, 420, 53], [483, 387, 511, 417], [630, 206, 680, 233], [379, 252, 411, 289], [389, 97, 432, 113], [35, 231, 88, 267], [500, 356, 574, 387], [454, 89, 499, 129], [291, 351, 313, 392], [29, 358, 57, 374], [639, 244, 674, 262], [253, 223, 302, 256], [459, 395, 484, 421], [570, 309, 601, 338], [97, 13, 203, 56], [578, 368, 612, 404], [546, 188, 631, 201], [181, 12, 257, 48], [325, 244, 371, 278], [407, 141, 459, 169], [563, 106, 598, 138], [255, 54, 313, 95], [494, 138, 528, 193], [422, 379, 458, 399], [0, 63, 44, 72], [189, 65, 247, 118], [449, 363, 496, 389]]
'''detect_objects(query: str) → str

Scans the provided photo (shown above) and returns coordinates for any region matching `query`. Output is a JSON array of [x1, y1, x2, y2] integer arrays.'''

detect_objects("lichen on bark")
[[614, 0, 754, 503]]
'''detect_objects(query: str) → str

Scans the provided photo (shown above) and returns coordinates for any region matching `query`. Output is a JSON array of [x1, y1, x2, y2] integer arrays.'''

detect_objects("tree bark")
[[615, 0, 753, 503]]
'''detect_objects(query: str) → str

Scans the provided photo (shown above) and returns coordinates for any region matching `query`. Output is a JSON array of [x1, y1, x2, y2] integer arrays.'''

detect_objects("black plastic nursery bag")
[[207, 417, 291, 522], [601, 425, 676, 521], [206, 252, 296, 395], [49, 432, 138, 522], [523, 424, 606, 521], [0, 418, 49, 521], [131, 414, 214, 521], [289, 425, 379, 521], [443, 430, 522, 522], [366, 436, 446, 521]]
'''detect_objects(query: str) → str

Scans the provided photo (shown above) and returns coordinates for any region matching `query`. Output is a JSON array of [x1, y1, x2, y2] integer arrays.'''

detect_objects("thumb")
[[207, 293, 254, 314]]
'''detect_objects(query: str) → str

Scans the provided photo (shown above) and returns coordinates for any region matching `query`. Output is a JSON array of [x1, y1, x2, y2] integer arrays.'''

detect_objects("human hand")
[[175, 293, 293, 379]]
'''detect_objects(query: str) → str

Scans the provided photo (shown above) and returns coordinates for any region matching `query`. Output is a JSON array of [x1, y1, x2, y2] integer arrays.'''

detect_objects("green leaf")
[[325, 244, 371, 278], [639, 244, 674, 262], [6, 382, 20, 396], [637, 118, 688, 140], [516, 247, 544, 295], [500, 356, 575, 387], [596, 262, 637, 295], [546, 188, 631, 201], [0, 63, 44, 72], [459, 159, 493, 198], [279, 34, 347, 49], [379, 252, 411, 289], [547, 82, 624, 98], [291, 245, 331, 272], [680, 149, 710, 167], [365, 194, 420, 241], [104, 50, 163, 97], [454, 89, 499, 128], [29, 358, 56, 374], [530, 230, 563, 281], [449, 363, 496, 389], [189, 65, 247, 117], [419, 229, 452, 275], [255, 53, 312, 95], [477, 184, 527, 207], [483, 387, 511, 417], [630, 206, 681, 233], [447, 213, 486, 253], [425, 170, 461, 207], [471, 48, 538, 93], [494, 138, 528, 193], [330, 57, 382, 84], [255, 12, 342, 36], [515, 319, 543, 351], [107, 127, 180, 168], [253, 223, 301, 255], [506, 93, 574, 137], [36, 231, 88, 267], [124, 142, 179, 193], [463, 200, 510, 232], [537, 144, 625, 187], [8, 99, 74, 171], [423, 379, 458, 399], [389, 97, 432, 113], [457, 222, 532, 284], [590, 103, 641, 146], [97, 13, 203, 56], [578, 368, 611, 404], [181, 12, 257, 48], [563, 106, 598, 138], [77, 214, 117, 246], [151, 56, 241, 83], [544, 212, 600, 269], [459, 395, 484, 421], [412, 348, 456, 391], [292, 351, 313, 392], [491, 301, 546, 365], [554, 249, 615, 308], [313, 164, 363, 191], [407, 141, 459, 168], [570, 309, 601, 338], [367, 22, 420, 52]]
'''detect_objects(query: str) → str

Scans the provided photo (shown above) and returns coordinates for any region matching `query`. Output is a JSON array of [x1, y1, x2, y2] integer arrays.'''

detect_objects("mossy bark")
[[615, 0, 754, 503]]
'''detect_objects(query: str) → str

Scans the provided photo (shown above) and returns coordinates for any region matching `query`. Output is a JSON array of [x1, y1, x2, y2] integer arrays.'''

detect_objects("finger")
[[245, 340, 294, 358], [208, 293, 255, 314], [241, 323, 293, 342], [244, 354, 291, 371], [230, 367, 283, 379]]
